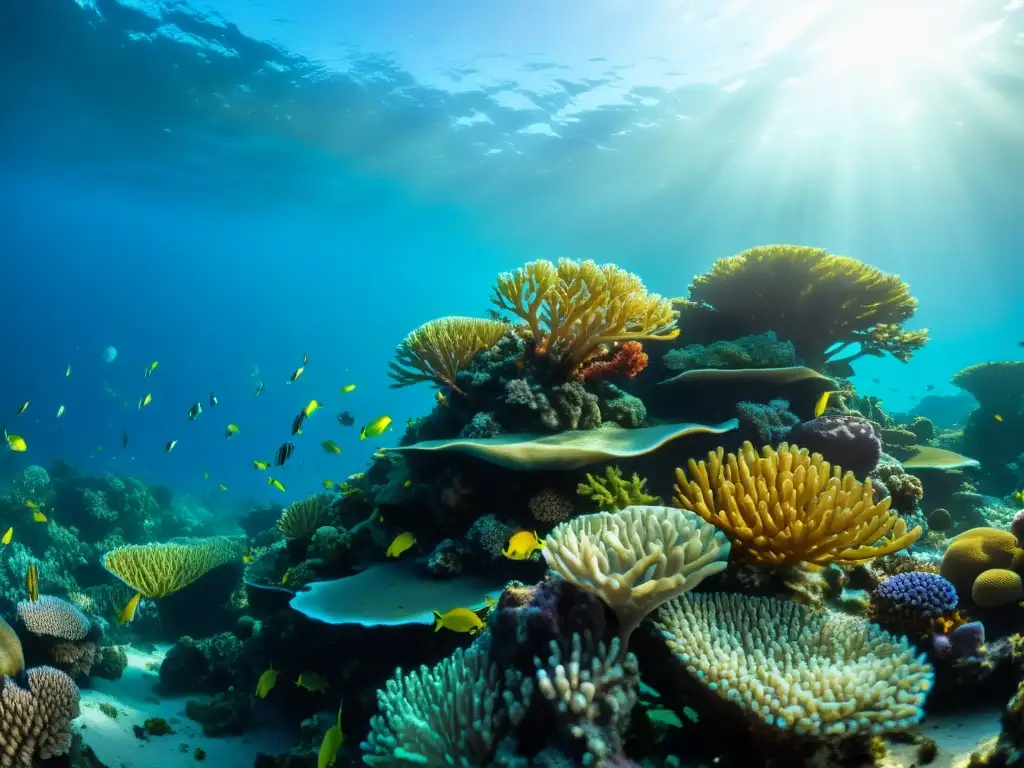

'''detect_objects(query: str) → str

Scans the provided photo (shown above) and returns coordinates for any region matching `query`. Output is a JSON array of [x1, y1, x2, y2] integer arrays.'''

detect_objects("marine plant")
[[576, 465, 659, 510], [101, 536, 246, 599], [387, 316, 509, 392], [672, 441, 921, 567], [491, 258, 678, 372], [276, 493, 332, 540]]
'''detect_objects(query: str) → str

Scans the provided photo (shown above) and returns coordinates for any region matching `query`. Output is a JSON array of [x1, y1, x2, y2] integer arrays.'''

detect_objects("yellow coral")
[[387, 316, 508, 392], [0, 617, 24, 677], [673, 441, 921, 567], [101, 536, 247, 599], [277, 493, 332, 539], [491, 259, 678, 370], [576, 465, 659, 511]]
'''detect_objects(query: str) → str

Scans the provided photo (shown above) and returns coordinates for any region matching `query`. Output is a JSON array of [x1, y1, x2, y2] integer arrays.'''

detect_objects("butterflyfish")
[[502, 530, 545, 560], [25, 563, 38, 602], [269, 477, 286, 492], [139, 393, 152, 409], [385, 532, 415, 558], [188, 401, 203, 420], [17, 401, 29, 416], [165, 439, 178, 453], [145, 361, 159, 377], [4, 428, 26, 452], [813, 391, 831, 418], [253, 460, 270, 470], [318, 703, 344, 768], [321, 439, 341, 454], [1, 527, 12, 546], [433, 607, 484, 634], [288, 366, 305, 383], [225, 424, 240, 439], [296, 672, 328, 693], [274, 442, 295, 466], [256, 666, 278, 698], [304, 399, 321, 417], [291, 410, 306, 435], [209, 392, 218, 407], [340, 384, 356, 394], [56, 405, 65, 419], [360, 415, 392, 440], [120, 592, 142, 625]]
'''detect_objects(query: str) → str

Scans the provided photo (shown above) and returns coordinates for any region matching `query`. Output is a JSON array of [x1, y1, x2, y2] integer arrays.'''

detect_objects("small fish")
[[17, 401, 29, 416], [188, 401, 203, 420], [682, 706, 700, 724], [360, 415, 393, 440], [303, 353, 309, 366], [291, 410, 306, 436], [321, 439, 341, 455], [995, 414, 1004, 422], [336, 411, 355, 427], [32, 509, 47, 523], [871, 378, 881, 384], [25, 563, 38, 602], [305, 399, 321, 417], [503, 530, 546, 560], [296, 671, 329, 693], [288, 366, 305, 383], [253, 381, 265, 397], [340, 384, 356, 394], [165, 439, 178, 453], [4, 428, 27, 452], [318, 703, 344, 768], [436, 391, 448, 407], [225, 423, 240, 439], [145, 361, 159, 377], [204, 471, 210, 480], [1012, 490, 1024, 507], [925, 384, 935, 391], [139, 393, 152, 409], [281, 571, 291, 585], [813, 391, 830, 418], [25, 499, 40, 512], [122, 430, 128, 450], [209, 392, 218, 407], [253, 460, 270, 470], [256, 666, 278, 699], [647, 708, 684, 728], [269, 477, 286, 492], [1, 527, 12, 546], [275, 442, 295, 466], [120, 592, 142, 625], [56, 405, 65, 419], [65, 364, 71, 377], [322, 479, 334, 489], [403, 480, 412, 488], [386, 532, 416, 558], [433, 607, 484, 635], [219, 483, 228, 491]]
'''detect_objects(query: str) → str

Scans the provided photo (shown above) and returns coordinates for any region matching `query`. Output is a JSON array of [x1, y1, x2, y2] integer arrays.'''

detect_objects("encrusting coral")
[[276, 494, 331, 540], [101, 536, 246, 599], [387, 316, 509, 392], [576, 465, 659, 511], [673, 441, 922, 567], [0, 666, 81, 766]]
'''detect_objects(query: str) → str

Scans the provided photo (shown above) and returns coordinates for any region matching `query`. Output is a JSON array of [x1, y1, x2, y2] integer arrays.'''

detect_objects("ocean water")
[[1, 1, 1024, 766]]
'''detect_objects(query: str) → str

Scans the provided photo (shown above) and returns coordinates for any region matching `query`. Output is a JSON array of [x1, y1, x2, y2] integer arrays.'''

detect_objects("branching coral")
[[101, 536, 246, 599], [491, 258, 678, 371], [388, 316, 509, 392], [678, 245, 926, 370], [577, 466, 659, 511], [0, 666, 81, 765], [276, 494, 331, 540], [673, 441, 922, 567]]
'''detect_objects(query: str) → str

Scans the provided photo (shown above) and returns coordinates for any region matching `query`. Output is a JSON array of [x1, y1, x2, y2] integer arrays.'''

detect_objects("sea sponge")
[[870, 572, 958, 635], [677, 244, 926, 370], [576, 466, 660, 511], [972, 568, 1024, 607], [655, 593, 934, 737], [786, 414, 883, 477], [491, 258, 678, 371], [0, 619, 24, 677], [388, 316, 509, 392], [17, 597, 91, 641], [673, 441, 921, 567], [276, 494, 331, 540], [0, 666, 81, 765], [541, 505, 731, 644], [101, 536, 246, 599]]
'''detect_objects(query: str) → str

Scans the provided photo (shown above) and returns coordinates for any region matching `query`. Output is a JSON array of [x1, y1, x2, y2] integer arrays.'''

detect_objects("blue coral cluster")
[[871, 572, 958, 635]]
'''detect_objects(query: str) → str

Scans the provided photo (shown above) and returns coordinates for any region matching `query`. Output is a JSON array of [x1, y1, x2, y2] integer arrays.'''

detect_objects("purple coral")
[[787, 414, 882, 477], [871, 572, 958, 635]]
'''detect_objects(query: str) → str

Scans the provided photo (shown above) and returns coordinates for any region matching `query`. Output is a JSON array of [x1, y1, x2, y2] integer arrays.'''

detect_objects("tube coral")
[[388, 316, 509, 392]]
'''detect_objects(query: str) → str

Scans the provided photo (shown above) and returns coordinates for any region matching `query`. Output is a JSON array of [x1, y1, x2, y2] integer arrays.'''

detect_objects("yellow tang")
[[256, 666, 278, 698], [433, 607, 484, 635], [225, 424, 240, 439], [360, 415, 392, 440], [320, 439, 341, 454], [318, 704, 344, 768], [385, 532, 415, 558], [17, 401, 29, 416], [304, 400, 321, 417], [502, 530, 545, 561], [145, 361, 159, 377], [1, 527, 12, 546], [139, 393, 152, 409], [32, 510, 48, 524], [296, 671, 329, 693], [269, 477, 286, 492], [25, 563, 38, 602], [120, 592, 142, 625], [339, 384, 356, 394], [813, 391, 831, 418], [253, 460, 270, 470], [5, 429, 27, 452]]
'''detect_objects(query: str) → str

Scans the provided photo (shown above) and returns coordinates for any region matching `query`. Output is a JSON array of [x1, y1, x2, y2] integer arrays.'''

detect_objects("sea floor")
[[74, 645, 293, 767]]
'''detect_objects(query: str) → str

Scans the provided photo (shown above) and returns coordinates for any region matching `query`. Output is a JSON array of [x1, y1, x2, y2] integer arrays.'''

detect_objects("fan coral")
[[276, 494, 331, 540], [677, 244, 926, 370], [787, 414, 883, 477], [528, 489, 575, 523], [576, 466, 659, 511], [0, 666, 81, 765], [102, 536, 246, 599], [662, 331, 797, 372], [673, 441, 922, 567], [871, 572, 958, 635], [577, 341, 648, 383], [388, 316, 509, 392], [0, 619, 24, 677], [542, 505, 731, 644], [17, 597, 91, 641], [655, 593, 934, 737], [491, 258, 678, 371]]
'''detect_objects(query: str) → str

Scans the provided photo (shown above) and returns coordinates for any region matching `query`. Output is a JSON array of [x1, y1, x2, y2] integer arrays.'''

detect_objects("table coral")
[[102, 536, 246, 599]]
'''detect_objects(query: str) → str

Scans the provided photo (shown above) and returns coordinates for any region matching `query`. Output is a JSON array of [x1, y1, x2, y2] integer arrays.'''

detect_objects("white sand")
[[75, 644, 293, 768]]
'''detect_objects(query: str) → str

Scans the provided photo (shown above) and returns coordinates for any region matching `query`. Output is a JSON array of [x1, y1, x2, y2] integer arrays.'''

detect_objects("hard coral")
[[940, 527, 1024, 606], [17, 597, 91, 641], [0, 666, 81, 765], [577, 466, 659, 511], [388, 316, 509, 392], [102, 536, 246, 599], [662, 331, 797, 372], [577, 341, 648, 383], [276, 494, 331, 540], [870, 572, 958, 636], [528, 489, 575, 523], [787, 414, 883, 477], [869, 459, 924, 515]]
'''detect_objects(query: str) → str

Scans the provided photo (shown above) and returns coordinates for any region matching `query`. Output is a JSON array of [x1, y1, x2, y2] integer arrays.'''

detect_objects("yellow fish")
[[269, 477, 286, 492], [32, 510, 47, 524], [4, 430, 26, 452], [56, 405, 65, 419], [386, 532, 416, 558], [1013, 490, 1024, 507], [219, 484, 228, 491], [296, 671, 329, 693], [433, 607, 485, 634], [17, 401, 29, 416], [225, 424, 240, 439], [204, 471, 210, 480], [502, 530, 545, 560], [165, 439, 178, 453], [288, 366, 305, 383], [25, 563, 38, 602], [360, 415, 393, 440], [322, 479, 334, 489], [321, 439, 341, 454], [403, 480, 412, 488], [340, 384, 356, 394], [65, 364, 71, 377], [253, 460, 270, 470], [242, 553, 254, 565], [995, 414, 1004, 422], [25, 499, 40, 512], [256, 666, 278, 698], [1, 527, 12, 546], [436, 391, 448, 407], [318, 703, 344, 768], [813, 391, 831, 418], [120, 592, 142, 625], [139, 393, 152, 409], [482, 595, 498, 615], [145, 361, 159, 377], [304, 400, 321, 417]]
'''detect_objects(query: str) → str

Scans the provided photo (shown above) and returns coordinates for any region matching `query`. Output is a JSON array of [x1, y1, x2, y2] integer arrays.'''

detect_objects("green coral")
[[577, 466, 660, 510], [101, 536, 246, 599]]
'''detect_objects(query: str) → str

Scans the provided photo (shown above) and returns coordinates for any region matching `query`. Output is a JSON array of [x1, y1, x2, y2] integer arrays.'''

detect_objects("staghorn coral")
[[491, 258, 678, 371], [663, 331, 797, 372], [0, 666, 80, 766], [576, 465, 659, 511], [542, 505, 730, 644], [655, 593, 934, 737], [677, 244, 926, 370], [388, 316, 509, 392], [276, 494, 331, 540], [673, 441, 922, 567], [528, 489, 575, 524], [101, 536, 246, 599], [17, 597, 91, 641], [577, 340, 648, 383]]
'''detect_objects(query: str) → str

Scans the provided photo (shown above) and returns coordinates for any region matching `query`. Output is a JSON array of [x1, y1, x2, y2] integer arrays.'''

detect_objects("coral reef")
[[870, 572, 958, 636], [102, 536, 246, 598], [663, 331, 797, 372], [576, 466, 659, 510], [786, 414, 883, 477], [940, 528, 1024, 607], [0, 666, 81, 765], [388, 316, 509, 392], [276, 494, 331, 540]]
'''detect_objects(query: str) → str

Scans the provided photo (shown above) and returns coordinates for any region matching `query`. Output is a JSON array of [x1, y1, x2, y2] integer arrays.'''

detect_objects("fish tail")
[[433, 611, 443, 631]]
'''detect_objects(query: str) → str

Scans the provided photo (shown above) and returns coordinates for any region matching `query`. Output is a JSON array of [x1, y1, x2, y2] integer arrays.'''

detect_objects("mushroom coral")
[[388, 316, 509, 392], [676, 245, 927, 370]]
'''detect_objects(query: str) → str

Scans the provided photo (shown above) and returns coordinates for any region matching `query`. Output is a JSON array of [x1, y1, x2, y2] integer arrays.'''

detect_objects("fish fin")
[[433, 611, 443, 631]]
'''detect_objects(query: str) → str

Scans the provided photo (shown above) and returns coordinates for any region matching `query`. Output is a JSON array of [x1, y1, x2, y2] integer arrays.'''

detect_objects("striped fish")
[[25, 563, 38, 602]]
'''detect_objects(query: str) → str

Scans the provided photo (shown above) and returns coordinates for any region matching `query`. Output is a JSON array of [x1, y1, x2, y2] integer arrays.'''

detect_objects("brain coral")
[[655, 593, 934, 737], [972, 568, 1024, 608], [939, 527, 1024, 606], [870, 572, 957, 635], [17, 597, 91, 641], [0, 666, 81, 765]]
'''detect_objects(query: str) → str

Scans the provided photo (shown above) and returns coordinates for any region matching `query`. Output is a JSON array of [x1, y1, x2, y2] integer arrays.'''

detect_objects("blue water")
[[1, 0, 1022, 507]]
